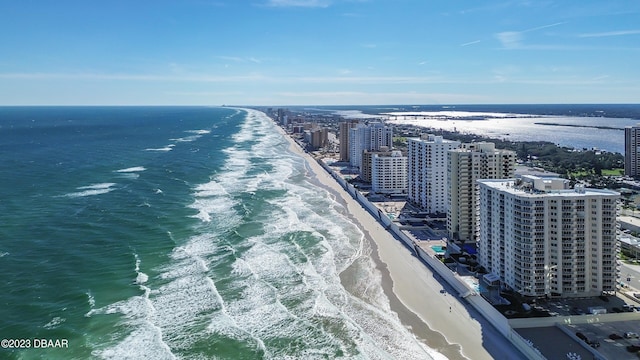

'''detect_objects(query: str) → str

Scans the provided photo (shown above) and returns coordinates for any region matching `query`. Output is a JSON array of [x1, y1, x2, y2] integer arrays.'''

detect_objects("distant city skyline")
[[1, 1, 639, 105]]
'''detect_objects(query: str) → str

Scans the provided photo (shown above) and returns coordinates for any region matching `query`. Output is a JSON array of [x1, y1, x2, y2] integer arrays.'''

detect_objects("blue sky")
[[1, 0, 639, 105]]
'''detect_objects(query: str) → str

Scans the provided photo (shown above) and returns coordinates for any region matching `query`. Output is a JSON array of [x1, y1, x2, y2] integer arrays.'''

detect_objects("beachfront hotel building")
[[349, 122, 393, 169], [447, 142, 516, 243], [478, 176, 619, 298], [407, 134, 460, 214], [371, 150, 408, 194], [310, 127, 328, 150], [361, 147, 392, 183], [625, 124, 640, 177], [339, 120, 358, 162]]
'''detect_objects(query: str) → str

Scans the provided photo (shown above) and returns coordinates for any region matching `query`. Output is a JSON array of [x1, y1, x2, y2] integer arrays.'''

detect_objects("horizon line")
[[1, 102, 639, 107]]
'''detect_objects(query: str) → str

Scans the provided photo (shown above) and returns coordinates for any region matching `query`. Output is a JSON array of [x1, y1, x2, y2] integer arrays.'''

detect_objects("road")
[[620, 262, 640, 296]]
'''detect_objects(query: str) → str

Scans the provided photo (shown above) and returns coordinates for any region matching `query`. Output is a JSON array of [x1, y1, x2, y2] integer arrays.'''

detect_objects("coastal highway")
[[620, 262, 640, 298]]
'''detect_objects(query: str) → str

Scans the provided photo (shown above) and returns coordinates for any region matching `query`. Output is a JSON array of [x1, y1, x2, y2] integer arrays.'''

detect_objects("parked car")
[[609, 333, 623, 340], [625, 332, 639, 339], [627, 344, 640, 353]]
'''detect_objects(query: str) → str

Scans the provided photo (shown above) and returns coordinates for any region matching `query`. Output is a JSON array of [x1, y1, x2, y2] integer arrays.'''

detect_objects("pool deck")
[[416, 239, 447, 252]]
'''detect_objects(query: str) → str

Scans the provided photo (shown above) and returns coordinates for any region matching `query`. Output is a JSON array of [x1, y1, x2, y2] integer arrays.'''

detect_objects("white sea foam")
[[186, 129, 211, 135], [189, 193, 239, 225], [89, 254, 176, 360], [134, 253, 149, 285], [62, 183, 117, 198], [171, 136, 198, 143], [43, 316, 65, 329], [119, 172, 140, 180], [232, 111, 260, 143], [87, 291, 96, 309], [145, 144, 175, 152], [137, 233, 238, 353], [91, 109, 437, 359], [94, 325, 176, 360], [193, 180, 228, 198], [0, 252, 9, 258], [115, 167, 145, 179], [187, 144, 251, 225], [79, 183, 117, 190], [189, 111, 435, 358], [116, 166, 146, 173], [171, 129, 211, 143]]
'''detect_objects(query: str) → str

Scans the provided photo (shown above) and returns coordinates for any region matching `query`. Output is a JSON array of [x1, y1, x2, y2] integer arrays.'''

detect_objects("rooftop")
[[479, 176, 620, 197]]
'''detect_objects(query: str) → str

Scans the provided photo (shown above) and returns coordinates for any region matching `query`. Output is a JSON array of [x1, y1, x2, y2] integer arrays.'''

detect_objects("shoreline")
[[271, 122, 504, 359]]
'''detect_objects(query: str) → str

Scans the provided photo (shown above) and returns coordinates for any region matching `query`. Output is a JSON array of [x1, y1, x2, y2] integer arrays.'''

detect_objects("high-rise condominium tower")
[[371, 150, 408, 194], [349, 122, 393, 169], [339, 121, 358, 162], [407, 134, 460, 214], [625, 124, 640, 177], [478, 176, 619, 298], [447, 142, 516, 243]]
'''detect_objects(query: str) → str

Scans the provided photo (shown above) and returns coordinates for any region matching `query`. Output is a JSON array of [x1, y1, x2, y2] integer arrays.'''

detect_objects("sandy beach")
[[274, 124, 525, 359]]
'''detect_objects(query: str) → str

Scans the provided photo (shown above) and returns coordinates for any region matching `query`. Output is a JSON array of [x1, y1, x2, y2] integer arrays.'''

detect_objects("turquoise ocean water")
[[0, 107, 436, 359]]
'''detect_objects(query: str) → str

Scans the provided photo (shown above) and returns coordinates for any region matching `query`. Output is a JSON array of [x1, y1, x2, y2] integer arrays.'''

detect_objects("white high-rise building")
[[361, 147, 391, 183], [478, 176, 619, 298], [407, 134, 460, 214], [349, 123, 393, 169], [625, 124, 640, 177], [372, 151, 407, 194], [339, 121, 357, 162], [447, 142, 516, 243]]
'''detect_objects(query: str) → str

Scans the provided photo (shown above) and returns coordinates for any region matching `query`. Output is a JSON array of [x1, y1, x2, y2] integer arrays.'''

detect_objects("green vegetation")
[[393, 136, 407, 147], [395, 124, 627, 188], [570, 168, 624, 178], [508, 142, 623, 177], [602, 168, 625, 176], [428, 129, 625, 185], [620, 251, 640, 264]]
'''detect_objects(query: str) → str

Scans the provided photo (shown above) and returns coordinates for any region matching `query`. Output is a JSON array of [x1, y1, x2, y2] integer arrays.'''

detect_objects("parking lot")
[[564, 320, 640, 360], [528, 294, 639, 316]]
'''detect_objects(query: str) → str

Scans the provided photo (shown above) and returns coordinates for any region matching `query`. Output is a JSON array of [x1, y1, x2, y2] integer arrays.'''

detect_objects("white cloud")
[[495, 22, 565, 49], [165, 90, 245, 96], [0, 72, 268, 83], [1, 71, 625, 88], [495, 31, 522, 49], [215, 56, 262, 63], [579, 29, 640, 38], [265, 0, 331, 7], [523, 22, 565, 33], [460, 40, 481, 47], [274, 91, 487, 104]]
